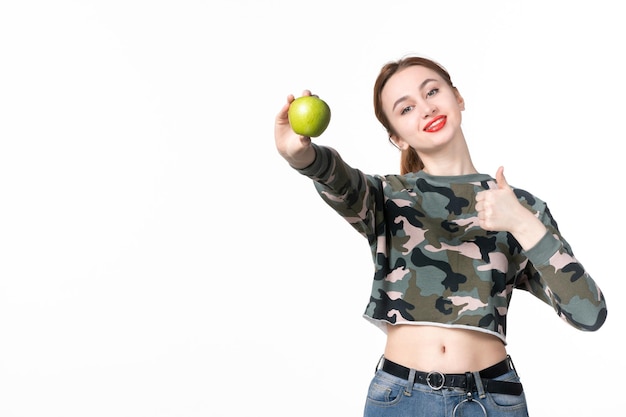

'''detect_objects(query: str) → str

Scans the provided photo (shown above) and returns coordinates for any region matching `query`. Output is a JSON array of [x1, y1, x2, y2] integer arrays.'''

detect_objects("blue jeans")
[[363, 365, 529, 417]]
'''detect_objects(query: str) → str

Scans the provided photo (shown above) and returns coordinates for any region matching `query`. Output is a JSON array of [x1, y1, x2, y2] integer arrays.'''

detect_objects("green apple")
[[288, 95, 331, 137]]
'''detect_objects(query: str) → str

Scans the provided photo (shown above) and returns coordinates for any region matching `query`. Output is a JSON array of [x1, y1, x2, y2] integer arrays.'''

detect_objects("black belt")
[[380, 356, 523, 396]]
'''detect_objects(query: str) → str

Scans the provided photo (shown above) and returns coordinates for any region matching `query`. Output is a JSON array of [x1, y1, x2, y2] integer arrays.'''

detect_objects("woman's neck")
[[421, 154, 478, 176], [419, 137, 477, 176]]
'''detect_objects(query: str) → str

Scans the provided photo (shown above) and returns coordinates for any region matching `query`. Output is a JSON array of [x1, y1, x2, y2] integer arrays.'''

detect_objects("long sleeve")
[[297, 144, 383, 241], [515, 207, 607, 331]]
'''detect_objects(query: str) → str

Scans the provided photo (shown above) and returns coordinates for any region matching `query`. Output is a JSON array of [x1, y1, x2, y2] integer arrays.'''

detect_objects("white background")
[[0, 1, 622, 416]]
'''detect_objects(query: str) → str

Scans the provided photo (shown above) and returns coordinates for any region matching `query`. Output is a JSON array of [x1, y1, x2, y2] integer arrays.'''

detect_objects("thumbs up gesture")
[[475, 166, 547, 250], [475, 166, 523, 232]]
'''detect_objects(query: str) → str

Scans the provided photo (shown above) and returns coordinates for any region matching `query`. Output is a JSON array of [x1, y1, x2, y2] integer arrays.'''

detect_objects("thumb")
[[495, 166, 510, 189]]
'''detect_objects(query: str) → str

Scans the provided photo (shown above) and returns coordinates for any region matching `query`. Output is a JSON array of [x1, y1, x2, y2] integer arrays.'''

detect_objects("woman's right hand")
[[274, 90, 316, 169]]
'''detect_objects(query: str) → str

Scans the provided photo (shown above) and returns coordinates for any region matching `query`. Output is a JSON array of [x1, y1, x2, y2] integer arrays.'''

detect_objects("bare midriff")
[[384, 324, 508, 373]]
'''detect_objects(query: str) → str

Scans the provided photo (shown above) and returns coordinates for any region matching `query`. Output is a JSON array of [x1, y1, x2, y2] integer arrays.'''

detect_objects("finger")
[[495, 166, 510, 189], [475, 190, 484, 202], [276, 99, 292, 121], [301, 89, 322, 99]]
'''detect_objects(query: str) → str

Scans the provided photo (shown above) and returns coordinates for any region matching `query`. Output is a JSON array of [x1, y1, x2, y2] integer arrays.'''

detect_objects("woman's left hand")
[[475, 166, 521, 232], [475, 166, 547, 250]]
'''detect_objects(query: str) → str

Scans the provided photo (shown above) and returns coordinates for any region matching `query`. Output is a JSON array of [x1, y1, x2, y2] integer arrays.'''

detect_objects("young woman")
[[274, 56, 607, 417]]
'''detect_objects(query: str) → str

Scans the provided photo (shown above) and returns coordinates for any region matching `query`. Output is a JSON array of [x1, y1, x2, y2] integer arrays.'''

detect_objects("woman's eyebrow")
[[392, 78, 437, 111], [392, 95, 410, 112]]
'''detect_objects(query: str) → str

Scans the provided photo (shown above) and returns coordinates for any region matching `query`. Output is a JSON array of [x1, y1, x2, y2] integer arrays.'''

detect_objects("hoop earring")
[[389, 136, 402, 151]]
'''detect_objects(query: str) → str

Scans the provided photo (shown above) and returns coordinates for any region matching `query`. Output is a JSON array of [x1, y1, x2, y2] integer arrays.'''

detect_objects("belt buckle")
[[426, 371, 445, 390]]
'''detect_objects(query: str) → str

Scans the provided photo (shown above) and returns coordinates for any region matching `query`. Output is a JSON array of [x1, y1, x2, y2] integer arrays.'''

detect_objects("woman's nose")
[[420, 103, 436, 118]]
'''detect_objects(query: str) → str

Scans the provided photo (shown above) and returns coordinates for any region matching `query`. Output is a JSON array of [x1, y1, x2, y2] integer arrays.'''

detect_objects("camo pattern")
[[297, 144, 607, 342]]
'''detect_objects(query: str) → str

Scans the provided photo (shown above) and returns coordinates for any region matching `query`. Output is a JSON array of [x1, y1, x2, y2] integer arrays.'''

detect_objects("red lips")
[[423, 115, 447, 132]]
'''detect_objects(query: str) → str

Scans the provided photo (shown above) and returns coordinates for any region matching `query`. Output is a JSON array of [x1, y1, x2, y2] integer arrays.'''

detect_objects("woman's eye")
[[426, 88, 439, 97], [400, 105, 413, 115]]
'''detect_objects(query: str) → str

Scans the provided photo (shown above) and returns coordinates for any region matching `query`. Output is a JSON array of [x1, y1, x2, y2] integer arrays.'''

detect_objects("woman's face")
[[381, 65, 465, 154]]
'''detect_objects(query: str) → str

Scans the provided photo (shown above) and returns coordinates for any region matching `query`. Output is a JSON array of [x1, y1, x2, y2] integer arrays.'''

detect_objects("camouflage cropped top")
[[297, 144, 607, 343]]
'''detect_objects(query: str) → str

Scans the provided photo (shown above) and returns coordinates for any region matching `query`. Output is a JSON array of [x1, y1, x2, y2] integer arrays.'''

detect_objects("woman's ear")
[[455, 90, 465, 111]]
